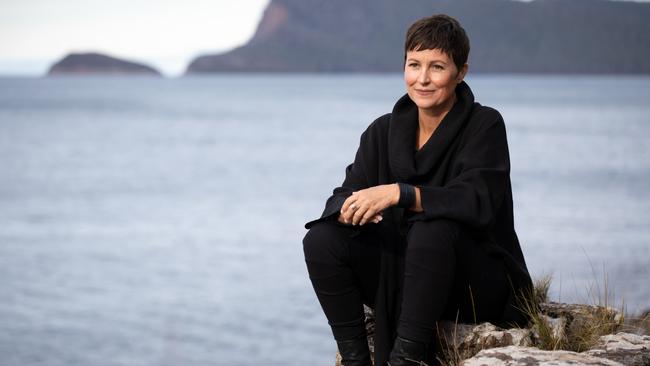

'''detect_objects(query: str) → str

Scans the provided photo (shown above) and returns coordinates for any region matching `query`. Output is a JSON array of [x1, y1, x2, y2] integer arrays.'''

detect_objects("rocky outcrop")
[[334, 304, 650, 366], [537, 302, 624, 350], [47, 52, 161, 76], [583, 333, 650, 366], [436, 322, 534, 361], [461, 346, 625, 366], [540, 302, 624, 329], [463, 333, 650, 366], [186, 0, 650, 74]]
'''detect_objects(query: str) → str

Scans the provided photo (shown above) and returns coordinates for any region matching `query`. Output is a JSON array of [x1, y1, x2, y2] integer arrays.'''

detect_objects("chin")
[[413, 99, 436, 110], [409, 94, 430, 107]]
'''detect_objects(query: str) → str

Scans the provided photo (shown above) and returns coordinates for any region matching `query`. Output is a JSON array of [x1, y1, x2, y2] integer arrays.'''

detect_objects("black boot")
[[385, 336, 437, 366], [336, 335, 373, 366]]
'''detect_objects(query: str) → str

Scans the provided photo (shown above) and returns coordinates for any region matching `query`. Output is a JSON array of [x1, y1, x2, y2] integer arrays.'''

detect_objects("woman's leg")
[[440, 232, 511, 324], [397, 219, 510, 343], [396, 219, 458, 343], [302, 222, 382, 341]]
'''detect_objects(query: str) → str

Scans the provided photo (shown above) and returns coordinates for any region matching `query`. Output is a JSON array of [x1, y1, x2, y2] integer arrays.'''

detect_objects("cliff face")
[[186, 0, 650, 74], [48, 53, 161, 76]]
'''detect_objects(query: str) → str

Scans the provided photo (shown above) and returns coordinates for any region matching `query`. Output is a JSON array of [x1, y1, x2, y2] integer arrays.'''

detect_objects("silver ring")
[[350, 203, 357, 210]]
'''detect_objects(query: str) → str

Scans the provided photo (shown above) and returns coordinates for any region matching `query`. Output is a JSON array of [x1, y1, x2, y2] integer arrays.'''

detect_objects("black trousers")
[[302, 219, 510, 343]]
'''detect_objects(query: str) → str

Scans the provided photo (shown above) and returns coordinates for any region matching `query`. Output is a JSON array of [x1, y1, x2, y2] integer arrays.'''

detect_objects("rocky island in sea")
[[47, 52, 162, 76], [185, 0, 650, 74]]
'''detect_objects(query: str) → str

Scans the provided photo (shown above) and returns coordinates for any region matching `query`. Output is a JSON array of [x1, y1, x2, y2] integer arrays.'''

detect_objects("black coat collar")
[[388, 81, 475, 181]]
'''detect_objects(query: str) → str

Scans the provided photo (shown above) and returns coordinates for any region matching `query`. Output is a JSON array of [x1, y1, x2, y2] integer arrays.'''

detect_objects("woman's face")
[[404, 48, 467, 115]]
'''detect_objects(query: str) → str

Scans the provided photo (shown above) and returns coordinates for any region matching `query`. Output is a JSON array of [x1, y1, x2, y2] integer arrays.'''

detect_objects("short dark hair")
[[404, 14, 470, 71]]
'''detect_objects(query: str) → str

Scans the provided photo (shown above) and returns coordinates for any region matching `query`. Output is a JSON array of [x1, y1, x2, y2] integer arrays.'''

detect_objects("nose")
[[417, 69, 430, 85]]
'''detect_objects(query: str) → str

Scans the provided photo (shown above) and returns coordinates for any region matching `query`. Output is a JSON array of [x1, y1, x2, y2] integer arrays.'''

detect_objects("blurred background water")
[[0, 75, 648, 365]]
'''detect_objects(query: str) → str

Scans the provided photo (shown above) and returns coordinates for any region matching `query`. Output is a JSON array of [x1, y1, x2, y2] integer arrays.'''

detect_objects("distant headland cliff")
[[186, 0, 650, 74], [48, 53, 161, 76]]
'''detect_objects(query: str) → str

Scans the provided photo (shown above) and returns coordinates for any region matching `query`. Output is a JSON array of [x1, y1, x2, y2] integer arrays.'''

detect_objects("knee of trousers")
[[302, 222, 354, 264], [406, 219, 463, 257]]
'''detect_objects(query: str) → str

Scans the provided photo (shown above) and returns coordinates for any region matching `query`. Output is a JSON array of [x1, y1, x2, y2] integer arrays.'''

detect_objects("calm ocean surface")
[[0, 75, 648, 365]]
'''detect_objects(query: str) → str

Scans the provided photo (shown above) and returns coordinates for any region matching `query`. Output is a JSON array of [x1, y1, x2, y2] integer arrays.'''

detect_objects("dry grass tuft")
[[433, 269, 633, 365], [533, 273, 552, 304], [434, 314, 474, 366], [565, 263, 626, 351], [516, 270, 626, 352], [516, 273, 566, 350], [623, 310, 650, 335]]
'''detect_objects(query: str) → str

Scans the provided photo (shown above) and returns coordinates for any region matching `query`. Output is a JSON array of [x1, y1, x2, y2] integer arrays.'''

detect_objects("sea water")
[[0, 74, 648, 365]]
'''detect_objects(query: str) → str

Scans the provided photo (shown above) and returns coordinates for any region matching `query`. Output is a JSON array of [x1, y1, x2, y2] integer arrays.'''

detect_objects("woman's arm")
[[338, 111, 509, 228]]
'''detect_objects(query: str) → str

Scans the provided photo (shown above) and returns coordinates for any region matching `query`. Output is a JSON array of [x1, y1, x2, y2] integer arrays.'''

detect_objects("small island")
[[47, 52, 162, 76]]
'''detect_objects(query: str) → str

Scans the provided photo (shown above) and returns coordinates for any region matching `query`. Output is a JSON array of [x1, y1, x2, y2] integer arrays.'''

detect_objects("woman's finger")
[[353, 204, 374, 225], [359, 209, 377, 226], [341, 195, 355, 214], [342, 209, 355, 224], [339, 209, 350, 224], [350, 204, 365, 225], [341, 196, 362, 223]]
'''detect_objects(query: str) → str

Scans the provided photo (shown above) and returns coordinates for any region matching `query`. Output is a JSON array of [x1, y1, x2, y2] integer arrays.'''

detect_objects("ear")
[[456, 63, 468, 83]]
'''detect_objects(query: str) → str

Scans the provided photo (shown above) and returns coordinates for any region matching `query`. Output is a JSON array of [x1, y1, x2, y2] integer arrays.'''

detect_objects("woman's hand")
[[337, 211, 383, 225], [339, 184, 400, 226]]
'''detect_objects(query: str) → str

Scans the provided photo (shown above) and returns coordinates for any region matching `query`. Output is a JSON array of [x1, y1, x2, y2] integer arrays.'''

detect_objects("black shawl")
[[304, 81, 533, 365]]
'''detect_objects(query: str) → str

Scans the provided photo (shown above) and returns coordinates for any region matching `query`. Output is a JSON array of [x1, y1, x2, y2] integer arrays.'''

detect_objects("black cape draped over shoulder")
[[304, 81, 533, 365]]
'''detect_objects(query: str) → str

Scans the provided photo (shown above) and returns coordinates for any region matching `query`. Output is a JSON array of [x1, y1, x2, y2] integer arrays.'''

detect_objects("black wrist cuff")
[[397, 183, 416, 209]]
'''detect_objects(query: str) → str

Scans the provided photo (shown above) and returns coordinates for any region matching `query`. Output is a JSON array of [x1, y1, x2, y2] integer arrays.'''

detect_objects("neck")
[[417, 92, 457, 136]]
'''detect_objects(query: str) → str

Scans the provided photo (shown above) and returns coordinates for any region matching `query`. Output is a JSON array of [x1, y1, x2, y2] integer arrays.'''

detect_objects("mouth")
[[415, 89, 435, 95]]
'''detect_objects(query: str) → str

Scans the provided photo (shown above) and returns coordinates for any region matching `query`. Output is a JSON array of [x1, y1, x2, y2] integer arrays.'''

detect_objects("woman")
[[302, 14, 533, 366]]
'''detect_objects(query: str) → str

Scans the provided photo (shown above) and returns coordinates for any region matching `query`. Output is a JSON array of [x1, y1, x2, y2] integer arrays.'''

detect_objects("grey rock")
[[539, 302, 623, 351], [461, 345, 624, 366], [540, 302, 623, 331], [584, 332, 650, 366], [437, 322, 534, 360]]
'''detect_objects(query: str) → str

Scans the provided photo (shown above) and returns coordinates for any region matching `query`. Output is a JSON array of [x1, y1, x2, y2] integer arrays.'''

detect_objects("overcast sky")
[[0, 0, 269, 76]]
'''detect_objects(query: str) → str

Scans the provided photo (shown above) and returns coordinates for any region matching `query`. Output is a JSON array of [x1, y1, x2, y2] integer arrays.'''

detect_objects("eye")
[[408, 63, 419, 68], [432, 64, 444, 70]]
